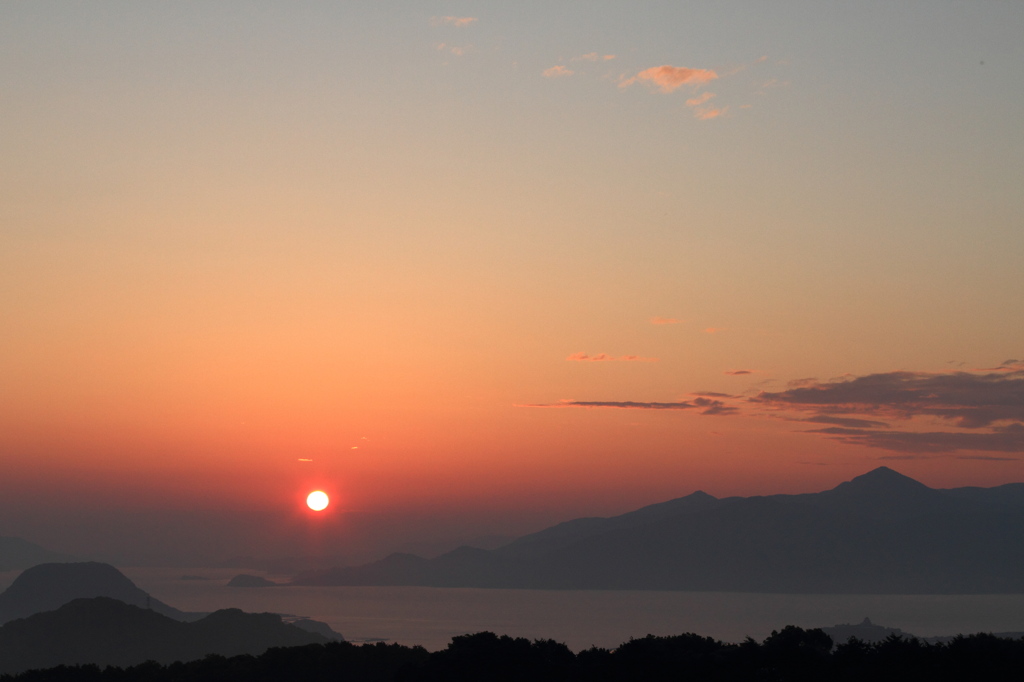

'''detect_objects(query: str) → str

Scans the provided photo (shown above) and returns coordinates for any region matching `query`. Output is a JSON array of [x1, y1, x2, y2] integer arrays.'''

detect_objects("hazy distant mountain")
[[0, 536, 74, 571], [227, 573, 279, 587], [0, 597, 328, 675], [0, 562, 198, 624], [822, 617, 908, 645], [294, 467, 1024, 593]]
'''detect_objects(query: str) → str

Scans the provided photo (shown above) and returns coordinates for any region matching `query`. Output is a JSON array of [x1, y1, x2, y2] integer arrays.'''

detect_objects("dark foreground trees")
[[4, 627, 1024, 682]]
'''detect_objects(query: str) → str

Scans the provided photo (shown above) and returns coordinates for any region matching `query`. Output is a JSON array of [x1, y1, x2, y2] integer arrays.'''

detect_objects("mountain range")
[[0, 597, 328, 675], [0, 561, 345, 674], [0, 562, 196, 624], [293, 467, 1024, 593]]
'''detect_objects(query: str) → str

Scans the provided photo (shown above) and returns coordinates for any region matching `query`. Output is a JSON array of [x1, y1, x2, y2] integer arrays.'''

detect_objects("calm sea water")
[[5, 567, 1024, 651]]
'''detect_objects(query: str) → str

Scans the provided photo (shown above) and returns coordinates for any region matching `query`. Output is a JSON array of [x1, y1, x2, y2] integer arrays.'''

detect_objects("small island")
[[226, 574, 278, 588]]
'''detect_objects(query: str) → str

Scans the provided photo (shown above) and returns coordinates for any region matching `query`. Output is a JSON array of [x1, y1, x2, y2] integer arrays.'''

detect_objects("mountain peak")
[[821, 466, 946, 519], [843, 466, 931, 492]]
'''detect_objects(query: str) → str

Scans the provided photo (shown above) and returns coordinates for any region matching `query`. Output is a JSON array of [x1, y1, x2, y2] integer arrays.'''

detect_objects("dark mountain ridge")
[[293, 467, 1024, 593], [0, 597, 327, 675], [0, 562, 195, 624]]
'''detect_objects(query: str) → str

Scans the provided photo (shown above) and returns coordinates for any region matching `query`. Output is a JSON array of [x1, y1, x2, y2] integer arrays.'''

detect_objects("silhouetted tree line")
[[4, 626, 1024, 682]]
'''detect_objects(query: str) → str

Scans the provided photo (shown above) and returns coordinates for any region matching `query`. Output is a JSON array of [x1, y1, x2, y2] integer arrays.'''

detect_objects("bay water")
[[100, 568, 1024, 651]]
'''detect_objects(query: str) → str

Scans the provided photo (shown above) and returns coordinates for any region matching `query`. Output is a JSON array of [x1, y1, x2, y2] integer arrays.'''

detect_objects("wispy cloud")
[[703, 327, 725, 334], [686, 92, 715, 107], [802, 415, 890, 429], [620, 65, 718, 93], [976, 359, 1024, 372], [754, 368, 1024, 428], [430, 16, 477, 27], [693, 106, 727, 120], [757, 78, 790, 95], [747, 366, 1024, 454], [519, 361, 1024, 456], [567, 352, 657, 362], [543, 65, 574, 78], [574, 52, 615, 62], [650, 317, 684, 325], [681, 91, 727, 120], [519, 397, 735, 415], [808, 425, 1024, 455], [724, 369, 754, 376]]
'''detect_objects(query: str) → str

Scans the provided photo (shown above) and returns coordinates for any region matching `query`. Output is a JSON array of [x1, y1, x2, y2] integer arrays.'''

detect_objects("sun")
[[306, 490, 329, 511]]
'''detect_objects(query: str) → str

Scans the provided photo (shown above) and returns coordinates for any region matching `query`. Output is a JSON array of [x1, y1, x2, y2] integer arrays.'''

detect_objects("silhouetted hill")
[[0, 536, 74, 572], [5, 626, 1024, 682], [942, 482, 1024, 508], [822, 617, 908, 645], [0, 562, 197, 624], [294, 467, 1024, 593], [0, 597, 327, 675]]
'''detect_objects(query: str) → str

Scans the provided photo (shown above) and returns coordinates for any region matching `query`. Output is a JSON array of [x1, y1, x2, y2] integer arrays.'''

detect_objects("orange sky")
[[1, 3, 1022, 564]]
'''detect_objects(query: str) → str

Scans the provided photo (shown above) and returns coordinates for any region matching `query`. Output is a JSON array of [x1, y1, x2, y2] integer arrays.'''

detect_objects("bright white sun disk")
[[306, 490, 329, 511]]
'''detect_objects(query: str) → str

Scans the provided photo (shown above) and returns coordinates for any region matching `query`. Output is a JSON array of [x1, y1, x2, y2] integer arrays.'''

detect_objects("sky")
[[1, 1, 1023, 566]]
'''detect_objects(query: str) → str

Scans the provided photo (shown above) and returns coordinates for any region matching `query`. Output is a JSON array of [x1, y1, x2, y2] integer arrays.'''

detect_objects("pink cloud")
[[542, 65, 574, 78], [567, 352, 657, 362], [430, 16, 477, 27], [693, 106, 727, 120], [703, 327, 726, 334], [621, 65, 718, 93], [650, 317, 684, 325], [686, 92, 715, 107], [574, 52, 616, 62]]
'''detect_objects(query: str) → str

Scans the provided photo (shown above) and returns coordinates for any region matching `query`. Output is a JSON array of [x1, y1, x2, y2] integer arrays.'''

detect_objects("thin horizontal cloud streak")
[[977, 359, 1024, 372], [518, 363, 1024, 455], [520, 397, 735, 416], [567, 352, 657, 362], [693, 106, 727, 120], [650, 317, 684, 325], [542, 65, 574, 78], [430, 16, 477, 27], [802, 415, 890, 429], [810, 425, 1024, 454]]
